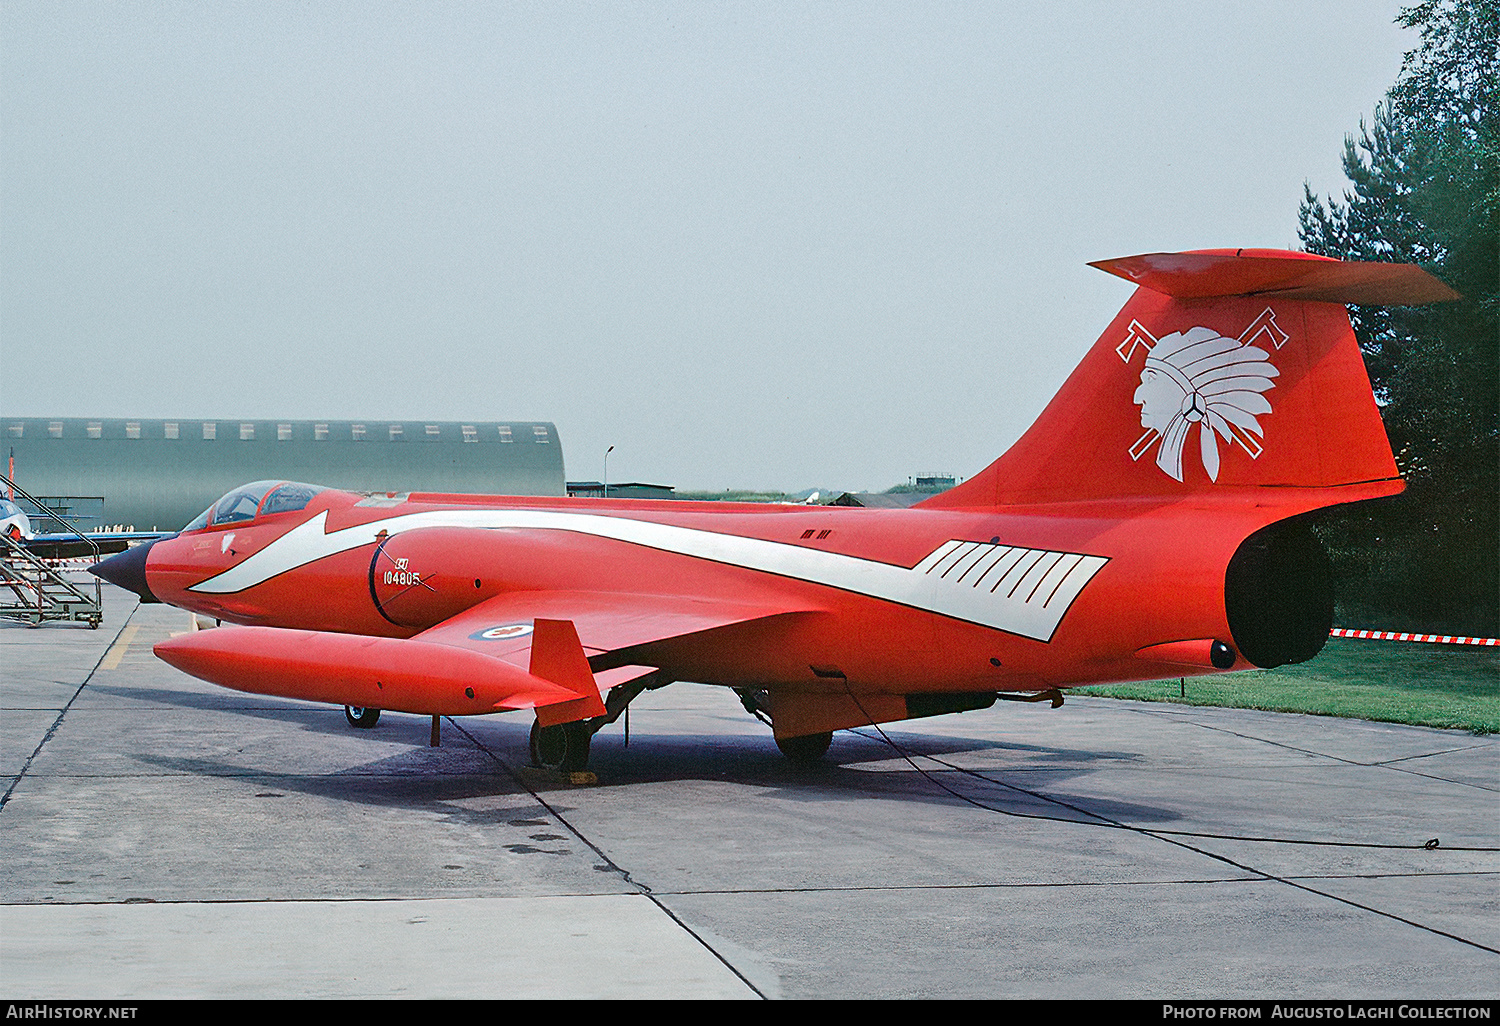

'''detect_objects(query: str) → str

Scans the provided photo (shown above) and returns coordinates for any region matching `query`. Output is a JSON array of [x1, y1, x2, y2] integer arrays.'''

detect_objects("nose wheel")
[[344, 706, 380, 729]]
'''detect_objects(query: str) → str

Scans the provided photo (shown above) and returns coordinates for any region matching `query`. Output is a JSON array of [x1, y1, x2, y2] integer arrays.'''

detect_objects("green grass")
[[1075, 637, 1500, 734]]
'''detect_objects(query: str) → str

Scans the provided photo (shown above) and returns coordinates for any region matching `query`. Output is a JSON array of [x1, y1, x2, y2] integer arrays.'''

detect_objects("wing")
[[412, 588, 814, 675], [154, 589, 815, 724], [409, 590, 813, 726]]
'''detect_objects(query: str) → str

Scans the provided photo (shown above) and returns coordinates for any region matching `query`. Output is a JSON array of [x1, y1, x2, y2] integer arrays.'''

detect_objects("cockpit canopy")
[[183, 481, 327, 531]]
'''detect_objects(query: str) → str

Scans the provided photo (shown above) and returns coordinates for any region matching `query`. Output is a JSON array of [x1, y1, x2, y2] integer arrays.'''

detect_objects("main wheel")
[[529, 719, 593, 772], [344, 705, 380, 729], [776, 730, 833, 763]]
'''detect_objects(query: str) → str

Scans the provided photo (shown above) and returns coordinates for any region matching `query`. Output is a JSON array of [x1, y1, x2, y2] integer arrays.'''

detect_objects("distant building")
[[914, 473, 956, 491], [3, 417, 565, 532], [827, 492, 928, 509], [827, 472, 958, 508], [567, 481, 676, 500]]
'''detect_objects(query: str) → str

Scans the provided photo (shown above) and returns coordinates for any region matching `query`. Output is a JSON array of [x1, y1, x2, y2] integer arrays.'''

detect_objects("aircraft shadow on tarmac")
[[129, 744, 1184, 831], [574, 728, 1178, 825], [109, 682, 1183, 828]]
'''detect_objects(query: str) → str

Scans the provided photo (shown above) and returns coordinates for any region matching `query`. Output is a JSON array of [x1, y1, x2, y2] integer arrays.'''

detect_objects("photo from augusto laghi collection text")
[[1162, 1006, 1494, 1020]]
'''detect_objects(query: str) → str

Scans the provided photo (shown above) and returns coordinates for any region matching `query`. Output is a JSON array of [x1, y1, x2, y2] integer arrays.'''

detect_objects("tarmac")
[[2, 585, 1496, 999]]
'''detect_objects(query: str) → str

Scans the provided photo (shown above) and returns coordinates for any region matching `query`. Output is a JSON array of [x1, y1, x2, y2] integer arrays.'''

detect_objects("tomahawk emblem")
[[1116, 308, 1285, 482]]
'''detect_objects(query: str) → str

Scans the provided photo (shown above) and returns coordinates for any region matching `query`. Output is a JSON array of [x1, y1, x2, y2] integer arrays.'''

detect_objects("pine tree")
[[1299, 0, 1498, 634]]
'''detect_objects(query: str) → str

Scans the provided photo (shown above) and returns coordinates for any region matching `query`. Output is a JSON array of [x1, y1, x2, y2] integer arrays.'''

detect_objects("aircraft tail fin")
[[921, 250, 1458, 510]]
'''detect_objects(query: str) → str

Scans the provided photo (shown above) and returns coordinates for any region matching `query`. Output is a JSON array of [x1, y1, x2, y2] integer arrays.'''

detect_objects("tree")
[[1299, 0, 1498, 635]]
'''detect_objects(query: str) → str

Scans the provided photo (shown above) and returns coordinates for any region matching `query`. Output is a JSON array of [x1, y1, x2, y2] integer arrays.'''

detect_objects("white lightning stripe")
[[189, 510, 1108, 642]]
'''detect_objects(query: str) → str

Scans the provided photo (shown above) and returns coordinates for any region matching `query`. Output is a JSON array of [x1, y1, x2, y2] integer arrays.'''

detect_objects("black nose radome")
[[91, 537, 170, 603]]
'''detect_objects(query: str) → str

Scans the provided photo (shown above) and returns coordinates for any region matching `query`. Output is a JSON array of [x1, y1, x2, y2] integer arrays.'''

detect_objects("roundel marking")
[[469, 623, 534, 641]]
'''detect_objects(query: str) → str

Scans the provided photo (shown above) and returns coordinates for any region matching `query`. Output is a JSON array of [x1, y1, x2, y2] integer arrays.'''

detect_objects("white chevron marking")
[[188, 510, 1108, 642]]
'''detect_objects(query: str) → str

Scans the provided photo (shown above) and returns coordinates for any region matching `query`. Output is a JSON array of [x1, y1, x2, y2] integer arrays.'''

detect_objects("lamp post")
[[603, 445, 614, 499]]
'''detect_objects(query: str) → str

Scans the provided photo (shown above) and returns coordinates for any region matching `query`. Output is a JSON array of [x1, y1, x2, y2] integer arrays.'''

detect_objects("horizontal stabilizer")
[[1089, 250, 1460, 305]]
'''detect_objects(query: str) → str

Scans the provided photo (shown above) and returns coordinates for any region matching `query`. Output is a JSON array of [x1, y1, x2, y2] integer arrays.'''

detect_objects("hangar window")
[[87, 422, 102, 439], [164, 422, 179, 439], [203, 422, 216, 440], [351, 424, 366, 440], [425, 424, 441, 438], [315, 424, 329, 440], [240, 423, 255, 440], [498, 426, 513, 442], [532, 426, 550, 443], [126, 422, 140, 439], [7, 423, 21, 438], [49, 422, 63, 438], [389, 424, 403, 440], [277, 423, 292, 441], [462, 425, 477, 442]]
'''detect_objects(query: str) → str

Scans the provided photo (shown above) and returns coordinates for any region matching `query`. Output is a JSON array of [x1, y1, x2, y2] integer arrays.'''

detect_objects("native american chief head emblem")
[[1117, 308, 1286, 482]]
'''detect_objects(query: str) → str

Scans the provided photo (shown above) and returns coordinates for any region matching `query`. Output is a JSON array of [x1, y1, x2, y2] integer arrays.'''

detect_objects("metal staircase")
[[0, 473, 103, 628]]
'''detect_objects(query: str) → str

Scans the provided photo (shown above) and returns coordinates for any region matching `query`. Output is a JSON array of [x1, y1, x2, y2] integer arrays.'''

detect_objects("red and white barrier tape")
[[1331, 628, 1498, 646]]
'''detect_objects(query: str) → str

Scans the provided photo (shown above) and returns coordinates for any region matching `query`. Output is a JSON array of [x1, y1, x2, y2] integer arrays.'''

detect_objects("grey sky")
[[1, 1, 1411, 492]]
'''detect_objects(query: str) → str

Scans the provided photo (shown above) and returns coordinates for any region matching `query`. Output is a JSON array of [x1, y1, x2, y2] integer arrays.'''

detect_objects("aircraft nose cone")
[[91, 537, 170, 603]]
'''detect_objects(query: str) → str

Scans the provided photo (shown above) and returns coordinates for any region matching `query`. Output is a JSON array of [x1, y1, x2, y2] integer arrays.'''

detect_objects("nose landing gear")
[[344, 705, 381, 729]]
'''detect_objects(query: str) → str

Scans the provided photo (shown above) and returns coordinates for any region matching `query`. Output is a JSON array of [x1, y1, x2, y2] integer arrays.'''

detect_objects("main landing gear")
[[528, 672, 669, 779], [529, 719, 595, 774], [339, 675, 668, 779]]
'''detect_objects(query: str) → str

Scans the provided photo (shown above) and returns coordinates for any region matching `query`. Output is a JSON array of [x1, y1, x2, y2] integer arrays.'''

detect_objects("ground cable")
[[838, 713, 1499, 956]]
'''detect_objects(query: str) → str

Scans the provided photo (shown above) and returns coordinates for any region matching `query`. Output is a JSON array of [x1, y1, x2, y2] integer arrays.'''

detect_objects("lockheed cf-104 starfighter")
[[93, 250, 1459, 772]]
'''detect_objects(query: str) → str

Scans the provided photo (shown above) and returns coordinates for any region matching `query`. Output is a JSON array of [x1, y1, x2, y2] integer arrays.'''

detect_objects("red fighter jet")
[[94, 250, 1458, 775]]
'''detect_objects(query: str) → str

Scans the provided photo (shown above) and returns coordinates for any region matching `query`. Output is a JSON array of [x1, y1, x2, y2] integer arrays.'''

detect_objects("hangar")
[[2, 417, 566, 533]]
